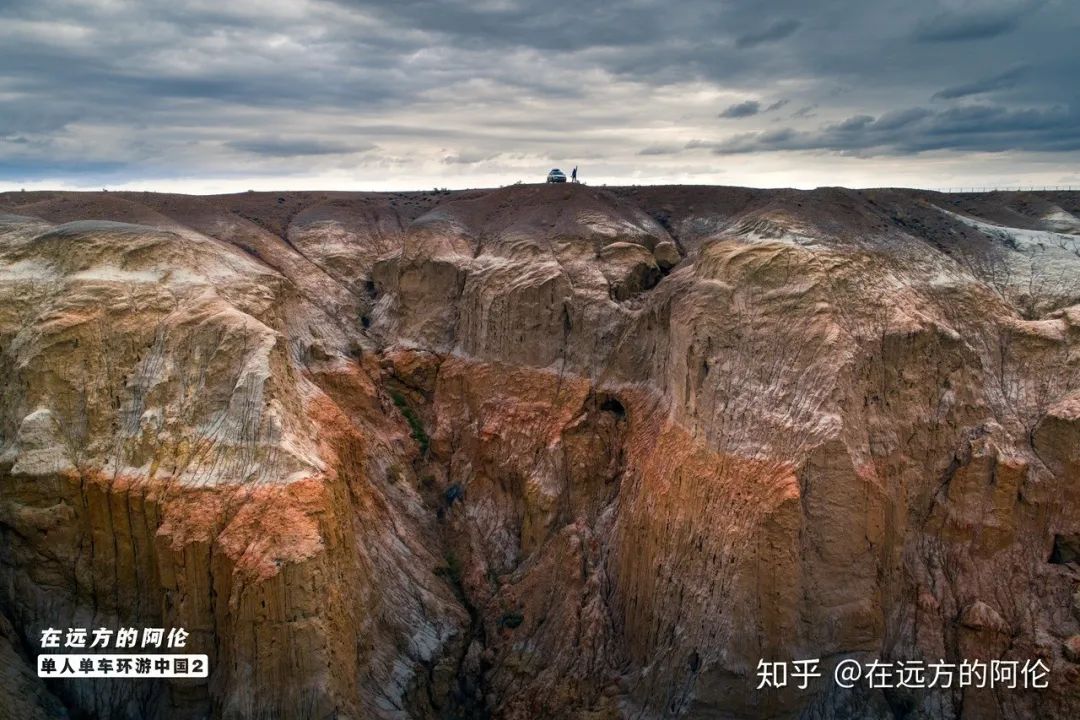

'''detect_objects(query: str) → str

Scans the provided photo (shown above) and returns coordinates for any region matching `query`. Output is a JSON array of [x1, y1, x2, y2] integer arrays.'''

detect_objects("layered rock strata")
[[1, 185, 1079, 719]]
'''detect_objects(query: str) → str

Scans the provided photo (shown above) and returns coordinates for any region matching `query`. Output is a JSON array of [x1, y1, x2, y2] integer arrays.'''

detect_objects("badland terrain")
[[1, 184, 1080, 719]]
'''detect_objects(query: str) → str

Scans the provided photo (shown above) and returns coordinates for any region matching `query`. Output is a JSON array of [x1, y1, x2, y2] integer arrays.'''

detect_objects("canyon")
[[1, 184, 1079, 719]]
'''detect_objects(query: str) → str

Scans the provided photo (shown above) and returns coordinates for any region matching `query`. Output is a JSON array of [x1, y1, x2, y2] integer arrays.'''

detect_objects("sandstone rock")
[[1064, 635, 1080, 663], [1034, 390, 1080, 480], [599, 241, 662, 300], [959, 600, 1011, 634], [653, 240, 681, 271]]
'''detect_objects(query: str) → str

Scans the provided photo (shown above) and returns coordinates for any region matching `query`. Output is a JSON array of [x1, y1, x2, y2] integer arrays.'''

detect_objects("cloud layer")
[[0, 0, 1077, 190]]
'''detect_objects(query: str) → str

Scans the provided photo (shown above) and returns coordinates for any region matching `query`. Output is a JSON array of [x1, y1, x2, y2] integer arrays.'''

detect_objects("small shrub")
[[390, 391, 430, 454]]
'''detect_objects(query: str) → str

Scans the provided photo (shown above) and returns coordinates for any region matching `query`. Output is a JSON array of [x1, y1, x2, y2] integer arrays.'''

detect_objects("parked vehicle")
[[547, 168, 567, 183]]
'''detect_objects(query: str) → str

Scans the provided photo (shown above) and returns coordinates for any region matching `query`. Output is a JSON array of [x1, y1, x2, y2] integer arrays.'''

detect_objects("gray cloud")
[[638, 145, 683, 156], [872, 107, 933, 130], [913, 1, 1044, 43], [719, 98, 790, 118], [933, 65, 1029, 100], [441, 151, 498, 165], [735, 19, 801, 48], [719, 100, 762, 118], [0, 0, 1077, 188], [708, 103, 1080, 155], [227, 138, 374, 157]]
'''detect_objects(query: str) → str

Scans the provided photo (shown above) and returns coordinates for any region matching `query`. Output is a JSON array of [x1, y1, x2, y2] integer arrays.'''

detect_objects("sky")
[[1, 0, 1078, 192]]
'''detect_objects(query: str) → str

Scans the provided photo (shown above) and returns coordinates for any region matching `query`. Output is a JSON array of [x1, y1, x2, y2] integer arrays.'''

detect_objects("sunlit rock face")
[[2, 186, 1080, 719]]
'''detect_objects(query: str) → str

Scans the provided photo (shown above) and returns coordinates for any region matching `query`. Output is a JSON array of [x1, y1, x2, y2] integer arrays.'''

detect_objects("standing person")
[[571, 166, 578, 183]]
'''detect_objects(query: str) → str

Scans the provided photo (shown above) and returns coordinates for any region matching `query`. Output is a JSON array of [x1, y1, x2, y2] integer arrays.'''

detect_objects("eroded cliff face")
[[1, 185, 1079, 719]]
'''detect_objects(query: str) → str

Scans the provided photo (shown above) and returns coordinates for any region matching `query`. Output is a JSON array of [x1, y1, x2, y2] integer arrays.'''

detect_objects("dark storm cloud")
[[0, 0, 1078, 186], [734, 19, 802, 48], [933, 65, 1029, 100]]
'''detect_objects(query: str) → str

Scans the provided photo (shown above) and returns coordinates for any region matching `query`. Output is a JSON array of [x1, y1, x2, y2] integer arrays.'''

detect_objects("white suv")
[[546, 168, 567, 183]]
